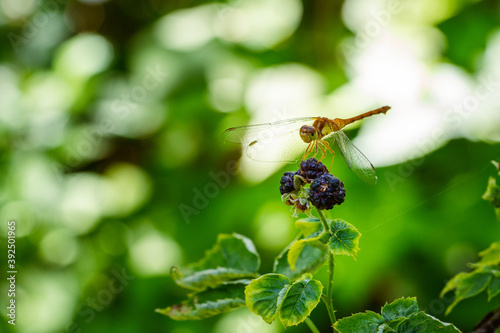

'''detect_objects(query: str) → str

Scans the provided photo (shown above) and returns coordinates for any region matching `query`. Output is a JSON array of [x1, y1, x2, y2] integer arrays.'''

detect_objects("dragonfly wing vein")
[[223, 117, 315, 143], [324, 131, 377, 185]]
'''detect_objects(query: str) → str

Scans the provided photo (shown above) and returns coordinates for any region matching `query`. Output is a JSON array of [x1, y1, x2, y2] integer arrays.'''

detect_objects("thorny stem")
[[317, 209, 331, 236], [305, 317, 321, 333], [317, 208, 337, 329]]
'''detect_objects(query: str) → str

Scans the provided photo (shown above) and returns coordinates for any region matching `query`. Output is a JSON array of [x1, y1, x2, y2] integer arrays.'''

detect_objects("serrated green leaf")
[[172, 233, 260, 291], [483, 176, 500, 221], [440, 272, 467, 298], [492, 160, 500, 173], [156, 280, 247, 320], [245, 274, 291, 324], [288, 230, 328, 271], [482, 176, 500, 207], [333, 311, 385, 333], [478, 242, 500, 266], [279, 278, 323, 328], [442, 270, 493, 315], [274, 243, 328, 281], [397, 312, 461, 332], [334, 297, 459, 333], [487, 273, 500, 300], [381, 297, 419, 322], [378, 323, 398, 332], [295, 217, 322, 237], [386, 318, 406, 330], [327, 219, 361, 259]]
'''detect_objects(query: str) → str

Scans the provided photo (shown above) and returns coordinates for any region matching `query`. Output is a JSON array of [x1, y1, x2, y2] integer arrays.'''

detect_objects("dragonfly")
[[223, 106, 390, 185]]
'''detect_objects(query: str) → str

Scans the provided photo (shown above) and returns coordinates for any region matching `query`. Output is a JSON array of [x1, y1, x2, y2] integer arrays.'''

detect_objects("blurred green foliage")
[[0, 0, 500, 333]]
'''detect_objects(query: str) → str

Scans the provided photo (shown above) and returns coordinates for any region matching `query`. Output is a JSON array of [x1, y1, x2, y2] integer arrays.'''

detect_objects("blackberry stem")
[[317, 208, 337, 329], [305, 317, 320, 333], [317, 209, 332, 235]]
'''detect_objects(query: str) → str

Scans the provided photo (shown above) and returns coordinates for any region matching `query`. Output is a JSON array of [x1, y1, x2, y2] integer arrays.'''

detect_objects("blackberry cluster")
[[279, 157, 346, 211], [309, 173, 345, 210], [297, 158, 328, 181], [280, 171, 296, 195]]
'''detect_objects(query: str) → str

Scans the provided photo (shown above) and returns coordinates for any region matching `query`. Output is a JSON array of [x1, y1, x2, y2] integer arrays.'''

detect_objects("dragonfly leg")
[[319, 140, 335, 170], [322, 140, 336, 158], [317, 141, 327, 161], [302, 142, 314, 160]]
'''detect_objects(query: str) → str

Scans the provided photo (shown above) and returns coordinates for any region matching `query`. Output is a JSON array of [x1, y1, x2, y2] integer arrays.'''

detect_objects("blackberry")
[[297, 158, 328, 182], [309, 173, 345, 210], [280, 171, 296, 195]]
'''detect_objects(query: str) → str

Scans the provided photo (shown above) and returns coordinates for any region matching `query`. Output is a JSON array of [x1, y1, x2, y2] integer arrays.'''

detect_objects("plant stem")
[[317, 209, 331, 235], [327, 252, 337, 323], [305, 317, 321, 333], [316, 208, 337, 328]]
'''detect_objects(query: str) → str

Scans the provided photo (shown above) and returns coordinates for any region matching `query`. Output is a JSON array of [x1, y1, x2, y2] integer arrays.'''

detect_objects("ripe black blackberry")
[[279, 171, 296, 195], [309, 173, 346, 210], [297, 158, 328, 182]]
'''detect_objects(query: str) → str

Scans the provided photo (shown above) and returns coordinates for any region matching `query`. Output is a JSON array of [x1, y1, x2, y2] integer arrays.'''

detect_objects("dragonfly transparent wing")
[[324, 130, 377, 185], [223, 117, 316, 162], [223, 117, 315, 143], [245, 130, 310, 162]]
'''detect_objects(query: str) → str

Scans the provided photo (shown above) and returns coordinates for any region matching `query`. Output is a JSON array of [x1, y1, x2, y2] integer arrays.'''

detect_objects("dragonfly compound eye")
[[299, 125, 318, 143]]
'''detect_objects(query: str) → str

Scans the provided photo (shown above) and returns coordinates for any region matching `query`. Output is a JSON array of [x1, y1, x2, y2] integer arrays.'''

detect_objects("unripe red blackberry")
[[297, 158, 328, 182], [309, 173, 345, 210], [280, 171, 296, 195]]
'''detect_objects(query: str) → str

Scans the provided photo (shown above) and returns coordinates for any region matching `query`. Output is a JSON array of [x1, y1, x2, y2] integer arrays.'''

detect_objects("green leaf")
[[278, 277, 323, 328], [295, 217, 322, 237], [397, 312, 461, 332], [333, 311, 385, 333], [478, 242, 500, 265], [287, 230, 328, 271], [274, 242, 327, 281], [487, 273, 500, 300], [245, 274, 323, 327], [378, 323, 398, 332], [441, 270, 493, 315], [245, 274, 291, 324], [482, 176, 500, 221], [492, 160, 500, 173], [156, 280, 247, 320], [327, 219, 361, 259], [172, 233, 260, 291], [381, 297, 419, 322], [334, 298, 459, 333]]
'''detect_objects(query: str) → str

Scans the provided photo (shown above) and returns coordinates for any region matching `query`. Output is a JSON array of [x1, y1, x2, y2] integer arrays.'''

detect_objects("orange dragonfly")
[[223, 106, 390, 185]]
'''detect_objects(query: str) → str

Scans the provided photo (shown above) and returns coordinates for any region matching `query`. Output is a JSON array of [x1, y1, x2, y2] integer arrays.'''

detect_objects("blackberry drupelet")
[[309, 173, 346, 210], [279, 171, 296, 195], [297, 158, 328, 182]]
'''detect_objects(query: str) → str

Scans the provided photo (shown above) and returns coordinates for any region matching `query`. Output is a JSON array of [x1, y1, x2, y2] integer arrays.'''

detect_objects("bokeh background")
[[1, 0, 500, 332]]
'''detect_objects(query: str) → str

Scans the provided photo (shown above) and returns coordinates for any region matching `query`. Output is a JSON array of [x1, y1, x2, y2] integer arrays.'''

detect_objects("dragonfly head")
[[299, 125, 318, 143]]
